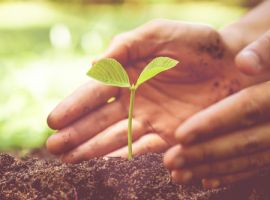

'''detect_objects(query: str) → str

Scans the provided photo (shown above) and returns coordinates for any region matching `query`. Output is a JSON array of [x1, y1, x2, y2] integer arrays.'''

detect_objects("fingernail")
[[212, 180, 220, 189], [241, 50, 262, 71], [173, 157, 185, 169], [182, 171, 193, 183]]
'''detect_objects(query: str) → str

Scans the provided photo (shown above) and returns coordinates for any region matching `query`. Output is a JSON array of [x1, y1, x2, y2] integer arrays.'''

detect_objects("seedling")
[[86, 57, 178, 159]]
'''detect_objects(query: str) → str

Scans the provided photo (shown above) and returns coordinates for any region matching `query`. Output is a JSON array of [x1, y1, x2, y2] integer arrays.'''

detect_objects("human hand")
[[236, 29, 270, 75], [164, 82, 270, 189], [164, 29, 270, 189], [46, 20, 269, 164]]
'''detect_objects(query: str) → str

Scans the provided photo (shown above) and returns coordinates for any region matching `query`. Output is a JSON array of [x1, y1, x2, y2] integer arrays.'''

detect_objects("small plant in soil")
[[86, 57, 178, 159]]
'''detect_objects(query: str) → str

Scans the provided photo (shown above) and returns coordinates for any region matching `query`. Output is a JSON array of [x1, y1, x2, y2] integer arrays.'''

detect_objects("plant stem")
[[128, 86, 136, 160]]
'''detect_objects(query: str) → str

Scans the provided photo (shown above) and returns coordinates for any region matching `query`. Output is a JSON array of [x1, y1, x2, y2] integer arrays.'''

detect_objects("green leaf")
[[135, 57, 179, 88], [86, 58, 130, 87]]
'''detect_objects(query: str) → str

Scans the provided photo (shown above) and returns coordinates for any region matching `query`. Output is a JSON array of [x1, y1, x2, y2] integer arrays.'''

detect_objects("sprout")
[[86, 57, 178, 159]]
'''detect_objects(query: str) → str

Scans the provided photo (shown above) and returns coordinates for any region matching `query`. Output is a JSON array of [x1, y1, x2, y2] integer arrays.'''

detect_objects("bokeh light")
[[81, 30, 103, 54], [50, 24, 71, 49], [0, 0, 247, 151]]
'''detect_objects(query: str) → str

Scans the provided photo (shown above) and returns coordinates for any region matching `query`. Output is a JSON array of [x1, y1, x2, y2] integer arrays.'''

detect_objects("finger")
[[92, 19, 172, 65], [46, 99, 128, 155], [60, 119, 146, 164], [47, 79, 119, 130], [106, 133, 170, 158], [202, 164, 270, 189], [164, 121, 270, 170], [170, 148, 270, 184], [92, 32, 134, 66], [175, 82, 270, 145], [235, 29, 270, 76]]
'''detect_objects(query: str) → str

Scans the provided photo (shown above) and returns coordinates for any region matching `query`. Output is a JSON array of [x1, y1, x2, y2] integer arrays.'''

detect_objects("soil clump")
[[0, 153, 269, 200]]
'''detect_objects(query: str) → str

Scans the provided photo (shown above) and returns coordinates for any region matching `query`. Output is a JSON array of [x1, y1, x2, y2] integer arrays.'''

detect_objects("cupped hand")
[[46, 19, 269, 164], [164, 28, 270, 189]]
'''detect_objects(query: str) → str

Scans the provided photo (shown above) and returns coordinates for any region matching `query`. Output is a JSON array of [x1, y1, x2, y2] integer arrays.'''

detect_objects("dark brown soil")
[[0, 146, 60, 161], [0, 153, 270, 200]]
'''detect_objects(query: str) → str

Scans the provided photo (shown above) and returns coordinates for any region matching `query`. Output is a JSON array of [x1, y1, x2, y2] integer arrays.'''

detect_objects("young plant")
[[86, 57, 178, 159]]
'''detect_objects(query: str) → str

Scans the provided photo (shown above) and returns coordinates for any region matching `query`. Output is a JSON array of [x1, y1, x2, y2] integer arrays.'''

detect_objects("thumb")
[[92, 26, 151, 66], [92, 20, 165, 66], [235, 29, 270, 76], [92, 32, 133, 66]]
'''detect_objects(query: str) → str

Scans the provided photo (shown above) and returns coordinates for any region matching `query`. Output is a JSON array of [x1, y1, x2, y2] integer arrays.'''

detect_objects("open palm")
[[46, 20, 269, 164]]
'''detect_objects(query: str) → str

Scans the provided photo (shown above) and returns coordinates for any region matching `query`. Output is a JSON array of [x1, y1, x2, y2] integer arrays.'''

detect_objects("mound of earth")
[[0, 153, 269, 200]]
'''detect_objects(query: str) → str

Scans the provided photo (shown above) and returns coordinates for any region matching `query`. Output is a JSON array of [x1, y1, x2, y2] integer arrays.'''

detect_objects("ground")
[[0, 150, 270, 200]]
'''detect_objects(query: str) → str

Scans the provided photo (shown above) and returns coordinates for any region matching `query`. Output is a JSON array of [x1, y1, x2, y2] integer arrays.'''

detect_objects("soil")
[[0, 146, 60, 161], [0, 152, 270, 200]]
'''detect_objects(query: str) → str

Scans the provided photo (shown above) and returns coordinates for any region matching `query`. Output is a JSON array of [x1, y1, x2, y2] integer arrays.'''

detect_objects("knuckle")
[[115, 128, 127, 144], [240, 90, 262, 126], [140, 135, 155, 153], [112, 32, 135, 58], [260, 35, 270, 61], [205, 161, 230, 178], [203, 25, 216, 36], [92, 109, 107, 131], [259, 164, 270, 174], [243, 140, 259, 153], [90, 81, 105, 102], [207, 163, 215, 177], [144, 19, 169, 33], [202, 146, 213, 161], [147, 19, 167, 26], [224, 161, 234, 173], [261, 35, 270, 46], [112, 33, 125, 41], [241, 132, 258, 154], [70, 126, 81, 144], [119, 100, 129, 117], [111, 33, 131, 45], [142, 139, 152, 152], [198, 25, 218, 41], [83, 145, 97, 160], [249, 153, 265, 169]]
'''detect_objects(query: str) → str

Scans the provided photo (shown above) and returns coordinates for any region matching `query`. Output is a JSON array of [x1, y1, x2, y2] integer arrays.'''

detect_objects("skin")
[[165, 27, 270, 189], [47, 1, 270, 189], [235, 29, 270, 76], [164, 0, 270, 189]]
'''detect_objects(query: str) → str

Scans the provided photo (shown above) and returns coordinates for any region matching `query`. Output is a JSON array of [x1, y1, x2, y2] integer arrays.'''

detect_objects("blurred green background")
[[0, 0, 256, 151]]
